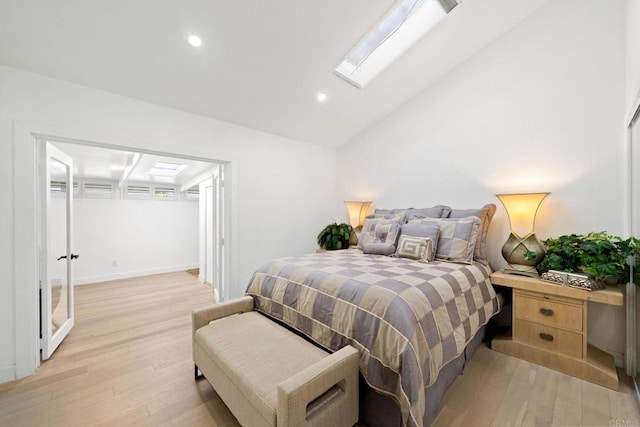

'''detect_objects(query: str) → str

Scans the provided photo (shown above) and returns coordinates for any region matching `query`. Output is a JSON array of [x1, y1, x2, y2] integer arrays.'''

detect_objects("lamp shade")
[[496, 193, 549, 238], [344, 201, 372, 228]]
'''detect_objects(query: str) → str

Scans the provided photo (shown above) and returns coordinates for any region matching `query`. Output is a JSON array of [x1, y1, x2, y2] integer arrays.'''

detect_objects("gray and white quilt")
[[245, 249, 499, 427]]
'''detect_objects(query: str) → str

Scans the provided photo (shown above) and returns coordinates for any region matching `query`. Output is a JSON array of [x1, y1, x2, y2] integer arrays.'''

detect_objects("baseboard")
[[610, 350, 625, 368], [75, 264, 199, 286], [0, 365, 15, 385]]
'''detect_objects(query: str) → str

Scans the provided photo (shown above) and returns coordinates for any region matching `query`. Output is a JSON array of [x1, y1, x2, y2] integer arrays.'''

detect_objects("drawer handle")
[[539, 333, 554, 342], [539, 308, 554, 316]]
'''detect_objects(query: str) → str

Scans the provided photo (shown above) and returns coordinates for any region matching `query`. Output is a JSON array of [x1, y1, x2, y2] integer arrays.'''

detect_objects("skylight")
[[334, 0, 459, 88], [146, 161, 187, 177]]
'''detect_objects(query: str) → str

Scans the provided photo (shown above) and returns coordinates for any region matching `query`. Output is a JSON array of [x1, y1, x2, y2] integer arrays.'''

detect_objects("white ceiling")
[[51, 141, 217, 186], [0, 0, 550, 147]]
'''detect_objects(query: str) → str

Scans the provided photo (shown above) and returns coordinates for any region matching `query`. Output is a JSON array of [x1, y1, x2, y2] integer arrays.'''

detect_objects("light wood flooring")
[[0, 271, 638, 426]]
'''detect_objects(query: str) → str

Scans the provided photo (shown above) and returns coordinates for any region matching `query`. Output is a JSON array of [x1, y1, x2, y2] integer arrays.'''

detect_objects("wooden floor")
[[0, 272, 239, 427], [432, 346, 640, 427], [0, 272, 638, 427]]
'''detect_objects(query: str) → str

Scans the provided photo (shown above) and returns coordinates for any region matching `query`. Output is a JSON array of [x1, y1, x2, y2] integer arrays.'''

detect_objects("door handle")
[[57, 254, 79, 261]]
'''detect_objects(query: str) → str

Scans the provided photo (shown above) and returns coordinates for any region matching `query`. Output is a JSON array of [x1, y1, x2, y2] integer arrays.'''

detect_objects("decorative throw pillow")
[[361, 222, 401, 255], [447, 204, 496, 265], [362, 242, 397, 256], [395, 235, 435, 263], [358, 215, 404, 249], [408, 216, 481, 264], [399, 223, 439, 261]]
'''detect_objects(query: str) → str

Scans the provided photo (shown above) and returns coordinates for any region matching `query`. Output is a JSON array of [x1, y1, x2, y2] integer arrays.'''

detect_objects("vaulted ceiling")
[[0, 0, 550, 147]]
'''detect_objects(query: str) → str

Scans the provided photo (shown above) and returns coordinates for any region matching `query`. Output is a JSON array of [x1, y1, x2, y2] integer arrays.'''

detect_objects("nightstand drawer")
[[515, 293, 583, 332], [515, 319, 583, 358]]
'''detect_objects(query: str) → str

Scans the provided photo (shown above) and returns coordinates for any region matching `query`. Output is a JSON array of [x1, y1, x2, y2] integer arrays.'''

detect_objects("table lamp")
[[344, 201, 372, 246], [496, 192, 549, 277]]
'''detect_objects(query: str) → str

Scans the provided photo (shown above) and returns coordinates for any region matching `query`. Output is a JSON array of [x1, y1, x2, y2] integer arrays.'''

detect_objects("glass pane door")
[[40, 142, 75, 360]]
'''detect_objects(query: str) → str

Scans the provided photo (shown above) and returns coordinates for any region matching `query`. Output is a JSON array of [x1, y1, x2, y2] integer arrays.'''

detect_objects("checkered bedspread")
[[245, 249, 499, 427]]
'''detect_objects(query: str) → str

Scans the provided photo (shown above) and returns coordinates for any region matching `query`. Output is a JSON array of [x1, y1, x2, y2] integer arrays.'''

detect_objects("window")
[[50, 180, 79, 197], [154, 186, 177, 200], [124, 184, 153, 199], [82, 180, 116, 199], [334, 0, 459, 88], [183, 186, 200, 201], [146, 161, 187, 177], [124, 183, 179, 201], [51, 180, 116, 199]]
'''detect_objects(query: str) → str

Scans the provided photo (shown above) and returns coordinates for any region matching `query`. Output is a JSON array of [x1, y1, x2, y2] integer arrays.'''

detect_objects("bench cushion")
[[195, 312, 329, 425]]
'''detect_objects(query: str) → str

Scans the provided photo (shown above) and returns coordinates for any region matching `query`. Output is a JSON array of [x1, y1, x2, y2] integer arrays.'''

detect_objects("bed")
[[244, 205, 501, 427]]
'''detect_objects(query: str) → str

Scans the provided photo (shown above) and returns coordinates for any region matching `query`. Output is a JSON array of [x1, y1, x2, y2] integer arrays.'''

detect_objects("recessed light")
[[188, 35, 202, 47], [316, 92, 328, 103]]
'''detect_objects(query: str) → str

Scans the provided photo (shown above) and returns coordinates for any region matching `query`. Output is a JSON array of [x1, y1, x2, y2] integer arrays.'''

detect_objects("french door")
[[39, 142, 76, 360], [627, 97, 640, 379]]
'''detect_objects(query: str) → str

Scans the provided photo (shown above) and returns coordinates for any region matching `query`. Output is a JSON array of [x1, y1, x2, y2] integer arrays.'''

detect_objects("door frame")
[[13, 121, 235, 378]]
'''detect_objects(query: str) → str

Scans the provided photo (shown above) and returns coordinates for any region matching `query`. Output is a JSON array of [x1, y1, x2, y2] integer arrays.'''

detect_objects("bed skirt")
[[358, 325, 487, 427]]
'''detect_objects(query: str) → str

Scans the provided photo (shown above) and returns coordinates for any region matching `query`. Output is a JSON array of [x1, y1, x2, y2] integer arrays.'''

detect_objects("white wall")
[[50, 196, 199, 285], [627, 0, 640, 112], [338, 0, 626, 360], [0, 66, 338, 382]]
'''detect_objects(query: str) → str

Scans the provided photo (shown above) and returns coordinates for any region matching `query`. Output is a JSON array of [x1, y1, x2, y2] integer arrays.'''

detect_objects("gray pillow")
[[358, 219, 402, 250], [375, 205, 451, 222], [367, 211, 408, 223], [408, 217, 481, 264], [374, 208, 408, 215], [395, 236, 435, 263], [406, 205, 451, 220], [362, 242, 397, 256], [447, 204, 496, 265], [400, 223, 440, 260]]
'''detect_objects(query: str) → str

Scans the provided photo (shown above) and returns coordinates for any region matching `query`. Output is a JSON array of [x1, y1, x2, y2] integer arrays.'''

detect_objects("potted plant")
[[317, 222, 353, 250], [538, 232, 640, 286]]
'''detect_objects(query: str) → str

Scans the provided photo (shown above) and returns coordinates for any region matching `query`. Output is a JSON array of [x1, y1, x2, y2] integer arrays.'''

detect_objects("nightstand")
[[490, 270, 623, 390]]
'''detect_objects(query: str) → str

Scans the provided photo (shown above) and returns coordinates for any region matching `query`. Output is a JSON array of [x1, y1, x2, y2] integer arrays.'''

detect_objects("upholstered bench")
[[192, 296, 359, 427]]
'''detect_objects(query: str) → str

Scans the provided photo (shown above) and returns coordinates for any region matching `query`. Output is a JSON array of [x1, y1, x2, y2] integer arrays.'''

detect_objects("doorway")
[[36, 136, 229, 360]]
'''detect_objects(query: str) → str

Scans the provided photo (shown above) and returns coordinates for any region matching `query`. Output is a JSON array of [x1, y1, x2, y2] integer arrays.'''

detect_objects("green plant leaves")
[[316, 222, 353, 250], [538, 232, 640, 285]]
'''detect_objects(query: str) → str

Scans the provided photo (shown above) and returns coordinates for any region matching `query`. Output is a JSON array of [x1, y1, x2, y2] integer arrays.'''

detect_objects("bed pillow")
[[374, 208, 408, 216], [366, 211, 408, 223], [398, 223, 440, 261], [406, 205, 451, 220], [362, 242, 397, 256], [376, 205, 452, 222], [447, 204, 496, 265], [408, 216, 481, 264], [359, 219, 402, 255], [395, 236, 435, 263]]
